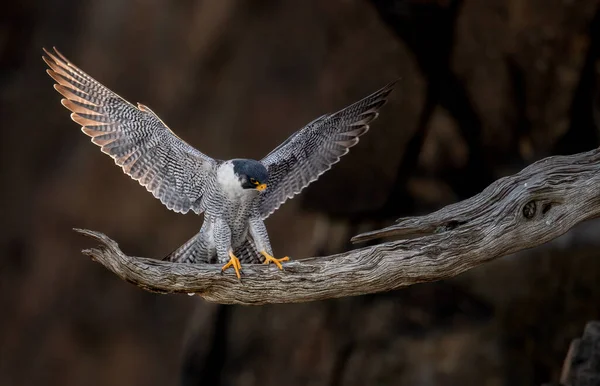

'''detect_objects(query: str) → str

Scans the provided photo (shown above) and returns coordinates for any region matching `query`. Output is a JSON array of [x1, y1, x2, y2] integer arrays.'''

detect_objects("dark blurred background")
[[1, 1, 600, 385]]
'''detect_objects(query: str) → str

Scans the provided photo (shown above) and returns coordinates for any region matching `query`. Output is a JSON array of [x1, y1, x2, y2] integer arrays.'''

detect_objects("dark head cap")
[[232, 159, 269, 191]]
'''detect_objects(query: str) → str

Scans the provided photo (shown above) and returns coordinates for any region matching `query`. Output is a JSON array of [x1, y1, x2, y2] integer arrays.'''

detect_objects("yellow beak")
[[256, 183, 267, 192]]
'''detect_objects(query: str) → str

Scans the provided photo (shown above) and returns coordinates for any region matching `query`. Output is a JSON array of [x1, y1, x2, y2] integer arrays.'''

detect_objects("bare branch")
[[77, 148, 600, 305]]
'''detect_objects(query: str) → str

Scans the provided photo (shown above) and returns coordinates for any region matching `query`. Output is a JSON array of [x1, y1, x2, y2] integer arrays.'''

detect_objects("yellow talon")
[[221, 250, 242, 279], [260, 251, 290, 270]]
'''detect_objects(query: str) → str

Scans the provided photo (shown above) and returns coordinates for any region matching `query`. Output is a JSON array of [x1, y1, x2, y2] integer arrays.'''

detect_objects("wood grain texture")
[[77, 148, 600, 305]]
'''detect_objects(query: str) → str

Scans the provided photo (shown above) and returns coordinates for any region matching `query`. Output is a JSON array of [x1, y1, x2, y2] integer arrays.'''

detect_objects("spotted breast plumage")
[[43, 47, 395, 279]]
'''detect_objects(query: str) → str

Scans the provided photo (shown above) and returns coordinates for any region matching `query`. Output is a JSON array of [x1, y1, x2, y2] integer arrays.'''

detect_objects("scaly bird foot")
[[260, 251, 290, 270], [221, 250, 242, 279]]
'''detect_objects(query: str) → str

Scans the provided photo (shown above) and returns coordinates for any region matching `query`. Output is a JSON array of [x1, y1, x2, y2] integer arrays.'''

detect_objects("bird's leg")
[[259, 251, 289, 270], [249, 216, 290, 270], [214, 219, 243, 280], [221, 249, 242, 279]]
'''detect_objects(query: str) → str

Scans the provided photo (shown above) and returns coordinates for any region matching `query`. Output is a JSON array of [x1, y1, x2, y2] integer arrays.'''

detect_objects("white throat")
[[216, 162, 256, 199]]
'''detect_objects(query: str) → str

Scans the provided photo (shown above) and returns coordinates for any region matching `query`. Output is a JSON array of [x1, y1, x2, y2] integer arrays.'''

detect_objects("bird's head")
[[232, 159, 269, 192]]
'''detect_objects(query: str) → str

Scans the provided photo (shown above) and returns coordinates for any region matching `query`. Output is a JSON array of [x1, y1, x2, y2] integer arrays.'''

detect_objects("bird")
[[42, 47, 395, 279]]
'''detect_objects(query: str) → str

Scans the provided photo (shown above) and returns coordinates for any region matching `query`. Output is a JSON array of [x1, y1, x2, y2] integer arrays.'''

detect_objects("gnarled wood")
[[77, 148, 600, 305]]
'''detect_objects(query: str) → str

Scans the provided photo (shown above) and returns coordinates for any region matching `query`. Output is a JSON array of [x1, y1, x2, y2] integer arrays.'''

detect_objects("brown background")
[[1, 1, 599, 385]]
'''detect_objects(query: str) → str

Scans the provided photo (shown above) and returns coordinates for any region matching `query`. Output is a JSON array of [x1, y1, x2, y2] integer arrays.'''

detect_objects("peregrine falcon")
[[43, 47, 395, 279]]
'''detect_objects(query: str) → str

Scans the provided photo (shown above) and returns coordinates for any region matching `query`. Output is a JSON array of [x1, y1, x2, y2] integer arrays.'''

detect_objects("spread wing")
[[258, 81, 396, 218], [43, 47, 217, 215]]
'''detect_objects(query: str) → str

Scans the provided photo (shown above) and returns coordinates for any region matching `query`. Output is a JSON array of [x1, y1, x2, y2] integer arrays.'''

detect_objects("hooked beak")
[[256, 183, 267, 192]]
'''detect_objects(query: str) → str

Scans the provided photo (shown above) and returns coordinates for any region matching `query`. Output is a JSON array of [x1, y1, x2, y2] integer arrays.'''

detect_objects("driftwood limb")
[[77, 148, 600, 305]]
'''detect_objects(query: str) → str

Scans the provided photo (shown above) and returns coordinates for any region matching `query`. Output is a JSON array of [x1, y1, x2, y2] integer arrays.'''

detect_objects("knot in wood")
[[522, 201, 536, 219], [435, 220, 467, 233]]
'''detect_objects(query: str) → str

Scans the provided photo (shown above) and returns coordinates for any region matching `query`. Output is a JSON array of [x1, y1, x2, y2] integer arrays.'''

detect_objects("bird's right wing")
[[43, 47, 217, 214], [258, 82, 395, 218]]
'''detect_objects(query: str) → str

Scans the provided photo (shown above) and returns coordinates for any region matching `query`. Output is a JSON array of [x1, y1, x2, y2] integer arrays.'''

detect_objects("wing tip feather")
[[61, 98, 98, 115], [369, 79, 398, 105], [71, 112, 105, 127], [81, 126, 99, 137], [52, 47, 71, 64]]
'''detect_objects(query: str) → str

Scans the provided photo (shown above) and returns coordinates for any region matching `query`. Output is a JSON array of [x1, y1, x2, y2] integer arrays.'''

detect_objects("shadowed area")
[[1, 1, 599, 385]]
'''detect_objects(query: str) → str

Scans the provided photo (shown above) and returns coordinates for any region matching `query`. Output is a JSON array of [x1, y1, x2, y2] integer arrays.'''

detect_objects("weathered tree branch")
[[77, 148, 600, 305]]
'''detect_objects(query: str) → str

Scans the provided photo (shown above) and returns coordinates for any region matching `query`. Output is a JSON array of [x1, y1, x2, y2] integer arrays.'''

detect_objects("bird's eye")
[[250, 178, 258, 185]]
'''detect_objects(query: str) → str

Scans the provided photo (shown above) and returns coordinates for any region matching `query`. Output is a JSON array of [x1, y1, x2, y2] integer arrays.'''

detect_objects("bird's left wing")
[[258, 82, 396, 219], [43, 48, 218, 215]]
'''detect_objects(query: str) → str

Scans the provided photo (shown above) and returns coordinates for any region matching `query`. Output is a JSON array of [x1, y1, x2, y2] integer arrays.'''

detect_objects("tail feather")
[[163, 232, 209, 263], [234, 238, 263, 264], [164, 232, 263, 265]]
